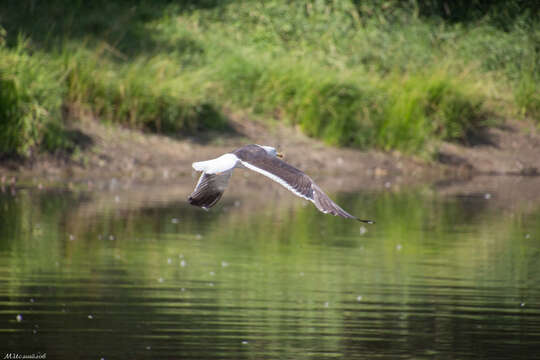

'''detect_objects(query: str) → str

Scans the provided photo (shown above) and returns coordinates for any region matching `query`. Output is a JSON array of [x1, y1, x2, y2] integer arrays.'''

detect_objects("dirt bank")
[[1, 115, 540, 194]]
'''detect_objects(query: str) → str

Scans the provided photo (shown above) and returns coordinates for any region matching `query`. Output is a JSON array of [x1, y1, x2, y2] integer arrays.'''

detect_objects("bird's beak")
[[276, 152, 284, 158]]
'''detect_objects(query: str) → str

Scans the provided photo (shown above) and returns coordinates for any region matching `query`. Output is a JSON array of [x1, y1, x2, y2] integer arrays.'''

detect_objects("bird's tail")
[[192, 160, 211, 172]]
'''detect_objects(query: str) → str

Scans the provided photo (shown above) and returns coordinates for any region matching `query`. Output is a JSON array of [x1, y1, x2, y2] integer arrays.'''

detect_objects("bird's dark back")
[[233, 144, 313, 198]]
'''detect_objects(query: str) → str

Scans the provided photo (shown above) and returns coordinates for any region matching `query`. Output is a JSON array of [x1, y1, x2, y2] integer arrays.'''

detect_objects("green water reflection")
[[1, 186, 540, 359]]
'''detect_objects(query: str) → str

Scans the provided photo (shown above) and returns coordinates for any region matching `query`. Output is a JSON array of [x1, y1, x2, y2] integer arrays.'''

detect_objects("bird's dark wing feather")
[[188, 172, 232, 209], [312, 184, 374, 223], [235, 145, 373, 223], [235, 146, 314, 200]]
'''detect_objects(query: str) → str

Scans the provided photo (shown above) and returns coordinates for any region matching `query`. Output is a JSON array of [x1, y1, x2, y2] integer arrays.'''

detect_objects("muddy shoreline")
[[1, 116, 540, 199]]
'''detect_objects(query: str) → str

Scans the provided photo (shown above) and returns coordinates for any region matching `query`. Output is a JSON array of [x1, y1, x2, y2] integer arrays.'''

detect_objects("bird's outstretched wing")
[[188, 171, 232, 209], [311, 183, 372, 222], [235, 148, 373, 223]]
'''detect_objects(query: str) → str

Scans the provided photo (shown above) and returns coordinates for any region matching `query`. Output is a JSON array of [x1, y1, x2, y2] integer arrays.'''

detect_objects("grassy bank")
[[0, 0, 538, 157]]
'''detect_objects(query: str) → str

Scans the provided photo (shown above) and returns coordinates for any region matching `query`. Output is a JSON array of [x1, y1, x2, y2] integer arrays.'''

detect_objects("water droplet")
[[357, 295, 363, 302], [16, 314, 22, 322]]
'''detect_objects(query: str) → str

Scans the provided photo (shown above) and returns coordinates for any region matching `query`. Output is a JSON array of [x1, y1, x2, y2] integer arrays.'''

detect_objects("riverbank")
[[1, 112, 539, 193], [1, 1, 538, 158]]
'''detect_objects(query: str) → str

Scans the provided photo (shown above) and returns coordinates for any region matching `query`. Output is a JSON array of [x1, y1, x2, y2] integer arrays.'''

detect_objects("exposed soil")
[[1, 113, 540, 199], [437, 120, 540, 176]]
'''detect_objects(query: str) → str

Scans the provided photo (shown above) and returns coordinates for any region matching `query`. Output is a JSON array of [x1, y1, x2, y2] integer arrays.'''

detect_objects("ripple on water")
[[1, 188, 540, 359]]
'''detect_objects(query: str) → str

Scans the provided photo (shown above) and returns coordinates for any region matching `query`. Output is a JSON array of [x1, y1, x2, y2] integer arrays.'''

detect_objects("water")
[[1, 184, 540, 359]]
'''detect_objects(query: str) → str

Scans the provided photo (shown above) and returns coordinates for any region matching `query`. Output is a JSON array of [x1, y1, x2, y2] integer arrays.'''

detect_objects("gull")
[[188, 144, 374, 223]]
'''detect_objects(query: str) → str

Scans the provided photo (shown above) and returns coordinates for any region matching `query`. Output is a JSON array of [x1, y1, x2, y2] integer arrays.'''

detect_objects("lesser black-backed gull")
[[188, 144, 374, 223]]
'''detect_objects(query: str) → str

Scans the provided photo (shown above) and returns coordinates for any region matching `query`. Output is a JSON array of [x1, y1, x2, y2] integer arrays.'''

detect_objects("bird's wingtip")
[[358, 218, 375, 224]]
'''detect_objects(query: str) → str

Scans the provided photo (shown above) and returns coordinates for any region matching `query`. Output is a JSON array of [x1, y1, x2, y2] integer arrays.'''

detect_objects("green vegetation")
[[0, 39, 65, 155], [0, 0, 538, 156]]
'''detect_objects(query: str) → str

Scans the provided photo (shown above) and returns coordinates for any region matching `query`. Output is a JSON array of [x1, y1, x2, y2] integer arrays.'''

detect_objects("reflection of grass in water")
[[2, 187, 540, 356], [2, 187, 538, 308], [2, 188, 536, 279]]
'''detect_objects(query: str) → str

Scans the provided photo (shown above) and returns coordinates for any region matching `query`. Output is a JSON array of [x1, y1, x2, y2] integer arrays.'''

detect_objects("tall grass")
[[0, 0, 538, 156], [213, 50, 484, 151], [0, 39, 65, 156], [514, 65, 540, 119], [0, 39, 228, 155], [63, 48, 227, 133]]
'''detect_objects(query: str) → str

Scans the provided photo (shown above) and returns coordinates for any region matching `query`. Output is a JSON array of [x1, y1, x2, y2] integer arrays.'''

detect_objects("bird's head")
[[259, 145, 283, 158]]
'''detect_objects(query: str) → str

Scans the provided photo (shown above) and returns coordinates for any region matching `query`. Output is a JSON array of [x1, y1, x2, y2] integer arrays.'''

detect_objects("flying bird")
[[188, 144, 374, 223]]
